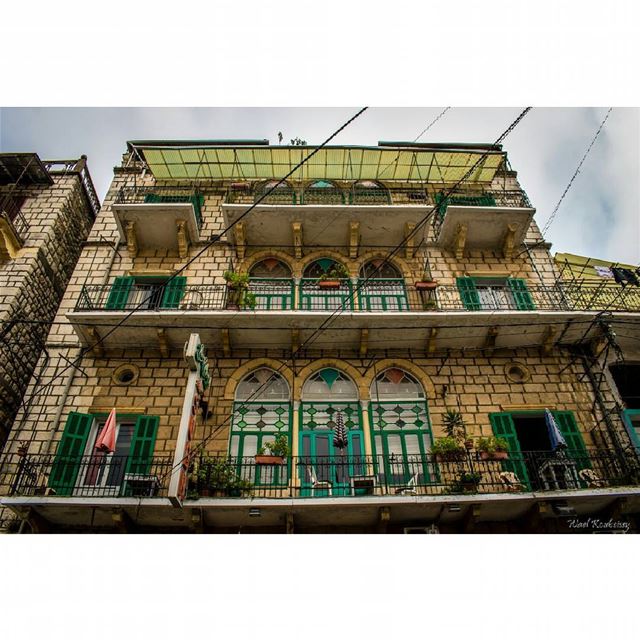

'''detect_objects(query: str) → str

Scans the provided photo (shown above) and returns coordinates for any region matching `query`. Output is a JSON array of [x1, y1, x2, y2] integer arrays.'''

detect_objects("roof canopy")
[[0, 153, 53, 186], [130, 142, 506, 184]]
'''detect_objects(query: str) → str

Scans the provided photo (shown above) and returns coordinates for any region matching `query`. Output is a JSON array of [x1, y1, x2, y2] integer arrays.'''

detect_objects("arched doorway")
[[300, 258, 352, 311], [369, 367, 433, 486], [299, 368, 364, 496], [302, 179, 344, 204], [249, 258, 294, 310], [229, 367, 292, 486], [359, 259, 409, 311]]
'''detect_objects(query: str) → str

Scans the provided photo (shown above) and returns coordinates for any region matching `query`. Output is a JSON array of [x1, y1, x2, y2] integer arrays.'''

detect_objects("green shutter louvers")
[[508, 278, 535, 310], [161, 276, 187, 309], [456, 277, 481, 310]]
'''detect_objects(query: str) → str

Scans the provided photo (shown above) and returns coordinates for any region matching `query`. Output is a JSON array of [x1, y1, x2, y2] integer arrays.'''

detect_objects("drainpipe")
[[44, 346, 83, 455]]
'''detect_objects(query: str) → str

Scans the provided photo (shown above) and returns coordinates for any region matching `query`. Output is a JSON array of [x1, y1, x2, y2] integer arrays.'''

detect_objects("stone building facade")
[[1, 141, 639, 533], [0, 154, 98, 452]]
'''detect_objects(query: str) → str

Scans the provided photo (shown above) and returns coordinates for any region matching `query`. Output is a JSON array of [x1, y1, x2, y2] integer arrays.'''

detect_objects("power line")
[[154, 107, 534, 484], [540, 108, 613, 237], [17, 107, 369, 407]]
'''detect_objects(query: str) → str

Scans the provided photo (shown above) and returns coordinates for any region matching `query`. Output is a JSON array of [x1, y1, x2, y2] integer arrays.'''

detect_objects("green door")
[[49, 412, 93, 496], [299, 429, 365, 497], [490, 412, 531, 490]]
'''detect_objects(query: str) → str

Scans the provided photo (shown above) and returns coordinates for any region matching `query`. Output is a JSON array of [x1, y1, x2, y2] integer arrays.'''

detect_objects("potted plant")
[[415, 274, 438, 291], [17, 441, 29, 457], [198, 457, 245, 497], [318, 264, 349, 290], [452, 471, 483, 493], [443, 409, 473, 450], [476, 436, 510, 461], [255, 434, 290, 465], [223, 271, 257, 310], [431, 436, 466, 462]]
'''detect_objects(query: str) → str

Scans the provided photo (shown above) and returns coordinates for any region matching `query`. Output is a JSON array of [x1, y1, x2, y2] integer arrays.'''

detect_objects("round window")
[[504, 362, 530, 383], [112, 364, 139, 386]]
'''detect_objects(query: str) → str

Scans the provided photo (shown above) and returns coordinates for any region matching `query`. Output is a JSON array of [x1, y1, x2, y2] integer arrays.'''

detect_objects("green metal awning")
[[130, 143, 505, 184]]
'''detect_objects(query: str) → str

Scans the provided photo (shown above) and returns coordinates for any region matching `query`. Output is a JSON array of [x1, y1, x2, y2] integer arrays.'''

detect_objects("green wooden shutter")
[[126, 415, 159, 475], [48, 412, 93, 496], [553, 411, 589, 469], [106, 276, 134, 310], [490, 412, 531, 489], [508, 278, 535, 310], [456, 277, 481, 310], [160, 276, 187, 309]]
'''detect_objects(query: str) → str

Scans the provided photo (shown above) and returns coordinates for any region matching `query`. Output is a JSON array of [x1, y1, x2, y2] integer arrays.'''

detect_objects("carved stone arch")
[[224, 358, 294, 401], [362, 358, 436, 400], [300, 249, 357, 278], [294, 358, 366, 401], [357, 250, 417, 280], [237, 249, 296, 276]]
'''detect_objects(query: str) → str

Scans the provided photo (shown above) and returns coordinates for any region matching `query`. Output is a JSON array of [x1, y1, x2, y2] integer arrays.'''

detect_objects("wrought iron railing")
[[7, 448, 634, 500], [75, 279, 640, 313], [562, 280, 640, 312], [43, 158, 101, 219], [115, 186, 204, 228], [4, 453, 173, 498]]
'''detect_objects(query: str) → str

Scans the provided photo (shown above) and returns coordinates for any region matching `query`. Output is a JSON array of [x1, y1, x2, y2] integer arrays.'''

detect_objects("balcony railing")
[[75, 280, 581, 313], [5, 448, 637, 500], [115, 186, 204, 228], [5, 454, 173, 498], [563, 281, 640, 312]]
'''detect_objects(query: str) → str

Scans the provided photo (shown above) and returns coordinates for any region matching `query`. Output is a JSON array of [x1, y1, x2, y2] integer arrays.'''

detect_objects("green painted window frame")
[[229, 401, 292, 486], [104, 275, 186, 310], [299, 278, 354, 311], [358, 278, 409, 311], [248, 277, 295, 310], [622, 409, 640, 450], [456, 276, 535, 311], [369, 400, 434, 485]]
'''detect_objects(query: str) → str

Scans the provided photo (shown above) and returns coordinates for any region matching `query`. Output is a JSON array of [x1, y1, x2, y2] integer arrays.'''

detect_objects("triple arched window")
[[229, 365, 433, 490]]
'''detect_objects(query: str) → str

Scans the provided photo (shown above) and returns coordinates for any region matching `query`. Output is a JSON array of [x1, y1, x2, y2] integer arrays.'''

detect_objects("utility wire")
[[155, 107, 534, 485], [16, 107, 369, 407]]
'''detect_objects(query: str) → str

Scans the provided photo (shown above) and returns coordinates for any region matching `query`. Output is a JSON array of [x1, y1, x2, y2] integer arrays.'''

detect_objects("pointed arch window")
[[302, 179, 344, 204], [350, 180, 390, 204], [255, 180, 296, 204], [369, 368, 433, 486], [229, 368, 292, 485], [301, 258, 353, 311], [358, 259, 409, 311], [299, 368, 364, 495], [248, 258, 294, 310]]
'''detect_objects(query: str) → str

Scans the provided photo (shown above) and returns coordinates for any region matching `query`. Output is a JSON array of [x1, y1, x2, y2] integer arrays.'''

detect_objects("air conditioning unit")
[[404, 525, 439, 534]]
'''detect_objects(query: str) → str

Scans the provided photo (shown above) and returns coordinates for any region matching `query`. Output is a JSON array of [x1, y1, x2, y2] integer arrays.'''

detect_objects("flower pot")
[[462, 482, 480, 492], [464, 439, 474, 451], [479, 450, 509, 461], [17, 445, 29, 458], [255, 455, 285, 465], [318, 280, 341, 290], [415, 281, 438, 291], [200, 488, 211, 497]]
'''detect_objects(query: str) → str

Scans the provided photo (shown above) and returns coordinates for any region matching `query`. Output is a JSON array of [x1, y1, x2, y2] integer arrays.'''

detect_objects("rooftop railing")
[[114, 186, 204, 228], [5, 448, 637, 500], [43, 157, 101, 219]]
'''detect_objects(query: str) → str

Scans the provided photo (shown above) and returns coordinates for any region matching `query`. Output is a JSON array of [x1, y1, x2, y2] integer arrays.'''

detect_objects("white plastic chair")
[[308, 466, 332, 497], [395, 472, 418, 496]]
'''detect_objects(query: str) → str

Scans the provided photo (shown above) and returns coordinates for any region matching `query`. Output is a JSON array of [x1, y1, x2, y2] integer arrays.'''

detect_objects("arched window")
[[302, 179, 344, 204], [248, 259, 294, 309], [301, 258, 352, 311], [255, 180, 296, 204], [369, 368, 433, 486], [359, 260, 408, 311], [299, 368, 364, 494], [351, 180, 390, 204], [229, 368, 291, 484]]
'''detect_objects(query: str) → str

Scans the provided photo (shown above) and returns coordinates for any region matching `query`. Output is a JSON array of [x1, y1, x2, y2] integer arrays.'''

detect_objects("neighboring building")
[[0, 154, 99, 452], [555, 252, 640, 464], [1, 140, 639, 533]]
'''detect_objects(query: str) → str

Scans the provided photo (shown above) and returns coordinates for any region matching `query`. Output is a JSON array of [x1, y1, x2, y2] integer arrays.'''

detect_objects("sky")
[[0, 107, 638, 264]]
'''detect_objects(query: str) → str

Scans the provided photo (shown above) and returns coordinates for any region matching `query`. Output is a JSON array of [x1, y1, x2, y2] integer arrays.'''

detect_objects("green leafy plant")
[[318, 264, 349, 281], [197, 457, 253, 495], [449, 471, 483, 494], [431, 436, 465, 456], [442, 409, 467, 442], [257, 434, 290, 458], [223, 271, 256, 309], [477, 436, 509, 454]]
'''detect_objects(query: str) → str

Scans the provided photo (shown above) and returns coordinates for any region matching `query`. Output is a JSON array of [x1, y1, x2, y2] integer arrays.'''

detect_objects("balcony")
[[3, 448, 639, 531], [222, 186, 433, 252], [68, 277, 640, 353], [112, 186, 203, 257], [4, 448, 638, 500], [432, 189, 534, 258]]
